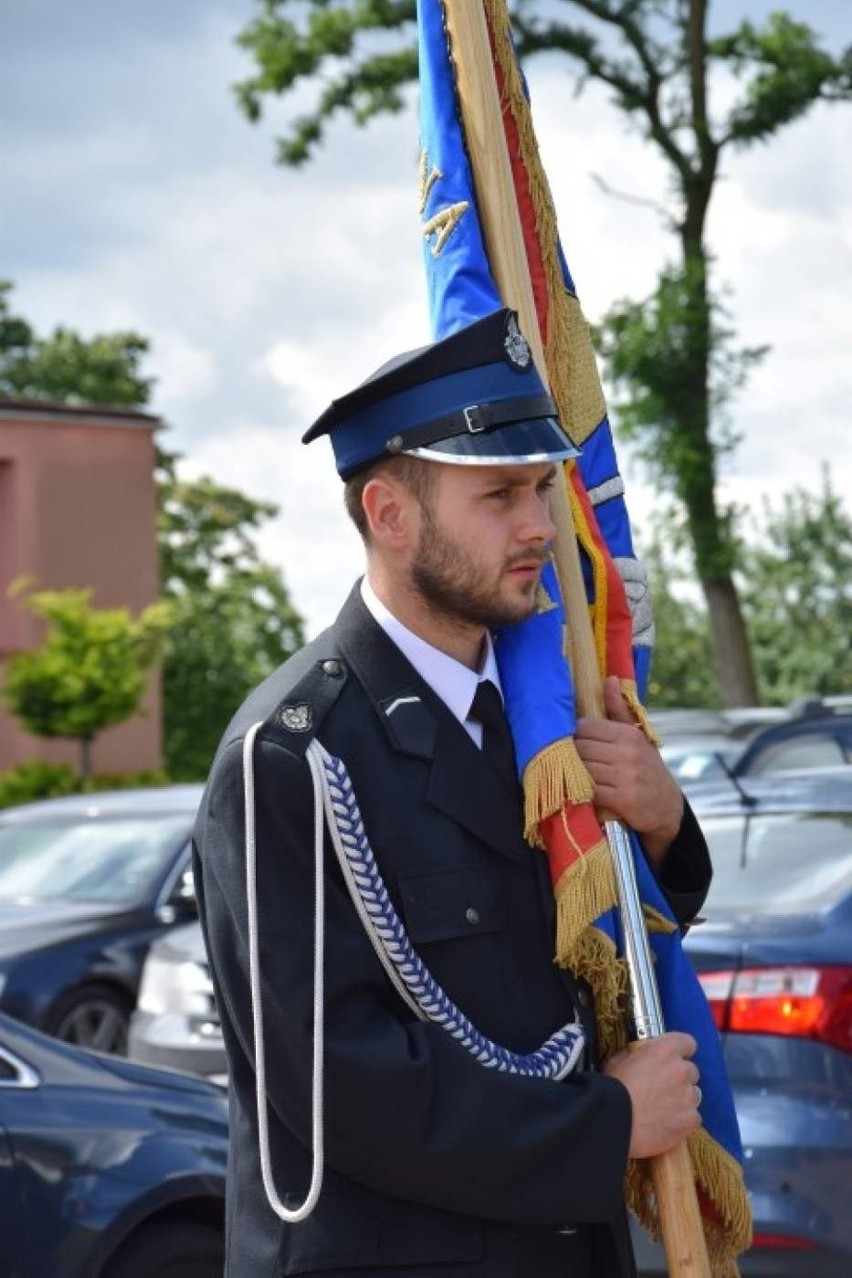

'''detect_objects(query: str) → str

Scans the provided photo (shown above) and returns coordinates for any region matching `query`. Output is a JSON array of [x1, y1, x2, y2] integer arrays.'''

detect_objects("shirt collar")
[[361, 576, 501, 729]]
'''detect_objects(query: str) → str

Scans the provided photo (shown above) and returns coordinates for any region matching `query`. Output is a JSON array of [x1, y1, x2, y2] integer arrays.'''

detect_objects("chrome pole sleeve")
[[604, 820, 665, 1041]]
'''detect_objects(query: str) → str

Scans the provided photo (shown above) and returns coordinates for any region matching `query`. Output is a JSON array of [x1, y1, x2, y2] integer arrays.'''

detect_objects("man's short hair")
[[343, 455, 435, 542]]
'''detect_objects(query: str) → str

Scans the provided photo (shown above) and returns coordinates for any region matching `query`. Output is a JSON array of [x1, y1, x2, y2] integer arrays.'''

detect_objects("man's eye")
[[486, 488, 510, 500], [537, 479, 556, 495]]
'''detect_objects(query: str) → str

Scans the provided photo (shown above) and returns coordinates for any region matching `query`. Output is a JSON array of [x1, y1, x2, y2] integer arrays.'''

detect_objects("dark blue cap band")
[[302, 308, 578, 477], [333, 359, 542, 477]]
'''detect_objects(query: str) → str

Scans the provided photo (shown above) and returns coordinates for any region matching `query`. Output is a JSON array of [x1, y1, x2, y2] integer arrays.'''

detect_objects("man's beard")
[[411, 506, 545, 630]]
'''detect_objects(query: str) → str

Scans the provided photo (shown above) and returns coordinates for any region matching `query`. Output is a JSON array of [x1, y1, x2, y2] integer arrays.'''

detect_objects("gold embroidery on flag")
[[419, 149, 469, 255]]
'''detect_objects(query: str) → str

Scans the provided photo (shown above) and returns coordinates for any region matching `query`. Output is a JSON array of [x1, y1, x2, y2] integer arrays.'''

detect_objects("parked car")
[[659, 734, 748, 785], [0, 786, 203, 1053], [129, 921, 226, 1084], [634, 768, 852, 1275], [0, 1010, 226, 1276], [730, 701, 852, 779], [657, 698, 852, 788]]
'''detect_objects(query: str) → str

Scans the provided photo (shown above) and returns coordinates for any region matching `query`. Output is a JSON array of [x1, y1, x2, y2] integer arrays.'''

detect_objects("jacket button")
[[465, 907, 480, 926], [322, 659, 343, 677]]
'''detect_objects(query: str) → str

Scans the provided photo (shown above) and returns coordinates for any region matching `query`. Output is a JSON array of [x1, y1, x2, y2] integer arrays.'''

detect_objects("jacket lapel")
[[333, 585, 531, 866]]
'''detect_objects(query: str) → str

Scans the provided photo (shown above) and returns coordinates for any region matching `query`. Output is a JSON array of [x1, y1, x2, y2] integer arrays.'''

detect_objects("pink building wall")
[[0, 397, 163, 774]]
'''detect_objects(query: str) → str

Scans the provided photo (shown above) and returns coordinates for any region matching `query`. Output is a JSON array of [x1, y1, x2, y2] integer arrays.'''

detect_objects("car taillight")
[[751, 1232, 817, 1250], [697, 966, 852, 1052]]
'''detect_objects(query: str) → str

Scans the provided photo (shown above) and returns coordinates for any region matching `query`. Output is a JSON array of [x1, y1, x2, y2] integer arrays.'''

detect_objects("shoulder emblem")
[[278, 703, 313, 732]]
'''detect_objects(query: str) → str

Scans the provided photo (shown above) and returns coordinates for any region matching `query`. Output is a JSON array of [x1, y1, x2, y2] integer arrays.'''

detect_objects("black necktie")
[[469, 680, 517, 786]]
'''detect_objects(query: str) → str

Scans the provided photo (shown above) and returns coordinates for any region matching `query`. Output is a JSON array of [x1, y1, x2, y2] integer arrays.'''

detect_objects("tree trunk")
[[701, 575, 760, 706]]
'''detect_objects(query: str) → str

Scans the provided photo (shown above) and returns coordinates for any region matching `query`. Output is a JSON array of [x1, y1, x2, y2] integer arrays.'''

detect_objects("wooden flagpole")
[[441, 3, 712, 1274]]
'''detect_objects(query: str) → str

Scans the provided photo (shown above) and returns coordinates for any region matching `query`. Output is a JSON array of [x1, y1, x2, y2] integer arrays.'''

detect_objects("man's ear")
[[361, 474, 417, 549]]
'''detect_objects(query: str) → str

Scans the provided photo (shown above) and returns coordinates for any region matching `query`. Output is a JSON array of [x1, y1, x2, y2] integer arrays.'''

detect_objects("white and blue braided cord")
[[309, 739, 586, 1082], [243, 725, 587, 1227]]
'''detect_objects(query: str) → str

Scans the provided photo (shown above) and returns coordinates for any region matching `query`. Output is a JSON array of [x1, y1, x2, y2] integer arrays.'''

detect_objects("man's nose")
[[518, 492, 556, 545]]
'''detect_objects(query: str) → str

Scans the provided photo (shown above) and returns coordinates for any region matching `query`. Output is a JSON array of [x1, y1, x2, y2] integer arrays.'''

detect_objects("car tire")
[[101, 1221, 223, 1278], [45, 983, 131, 1055]]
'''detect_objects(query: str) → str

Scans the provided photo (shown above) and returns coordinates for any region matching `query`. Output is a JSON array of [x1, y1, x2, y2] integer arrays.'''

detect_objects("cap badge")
[[503, 314, 532, 370]]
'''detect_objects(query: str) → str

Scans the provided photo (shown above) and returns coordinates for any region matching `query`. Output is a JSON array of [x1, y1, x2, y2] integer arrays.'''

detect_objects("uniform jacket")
[[192, 584, 711, 1277]]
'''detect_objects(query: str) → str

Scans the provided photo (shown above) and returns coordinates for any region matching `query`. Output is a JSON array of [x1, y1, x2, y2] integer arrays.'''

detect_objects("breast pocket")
[[397, 866, 506, 944]]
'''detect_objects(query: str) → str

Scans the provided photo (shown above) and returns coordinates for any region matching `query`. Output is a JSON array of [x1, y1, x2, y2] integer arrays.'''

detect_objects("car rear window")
[[700, 810, 852, 911], [0, 816, 191, 905]]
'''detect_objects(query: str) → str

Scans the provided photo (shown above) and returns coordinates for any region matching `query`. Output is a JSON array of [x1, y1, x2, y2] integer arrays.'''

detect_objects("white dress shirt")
[[360, 576, 502, 747]]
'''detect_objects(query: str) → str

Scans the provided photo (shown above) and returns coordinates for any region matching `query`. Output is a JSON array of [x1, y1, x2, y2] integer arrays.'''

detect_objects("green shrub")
[[0, 760, 78, 809], [0, 761, 172, 810], [81, 771, 171, 793]]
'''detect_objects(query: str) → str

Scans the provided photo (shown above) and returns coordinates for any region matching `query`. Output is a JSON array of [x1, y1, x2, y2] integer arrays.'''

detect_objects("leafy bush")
[[0, 761, 171, 810], [82, 771, 170, 793], [0, 760, 78, 809]]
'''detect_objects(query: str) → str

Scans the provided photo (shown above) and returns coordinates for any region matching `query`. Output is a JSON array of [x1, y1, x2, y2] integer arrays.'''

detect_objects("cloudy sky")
[[3, 1, 850, 637]]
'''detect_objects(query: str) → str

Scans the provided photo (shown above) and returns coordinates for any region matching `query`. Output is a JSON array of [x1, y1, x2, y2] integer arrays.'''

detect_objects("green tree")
[[738, 470, 852, 703], [0, 281, 152, 407], [157, 450, 306, 780], [639, 473, 852, 708], [3, 587, 172, 778], [0, 286, 306, 780], [231, 1, 850, 705], [641, 529, 719, 709]]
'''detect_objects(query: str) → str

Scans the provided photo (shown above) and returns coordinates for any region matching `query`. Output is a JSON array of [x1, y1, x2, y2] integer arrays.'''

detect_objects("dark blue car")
[[0, 1011, 226, 1277], [635, 768, 852, 1275], [0, 787, 203, 1053], [658, 700, 852, 788]]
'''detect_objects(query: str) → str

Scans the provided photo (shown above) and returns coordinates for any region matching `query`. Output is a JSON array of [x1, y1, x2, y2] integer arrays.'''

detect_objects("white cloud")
[[155, 333, 219, 407]]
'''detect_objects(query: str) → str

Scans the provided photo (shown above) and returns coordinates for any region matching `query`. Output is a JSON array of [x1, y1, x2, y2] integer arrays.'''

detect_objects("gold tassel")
[[522, 739, 596, 844]]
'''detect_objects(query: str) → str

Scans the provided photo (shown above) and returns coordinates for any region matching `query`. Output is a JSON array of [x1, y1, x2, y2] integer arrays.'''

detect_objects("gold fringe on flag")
[[573, 912, 752, 1274], [485, 0, 637, 677], [522, 738, 596, 844], [553, 843, 615, 957], [559, 923, 631, 1059], [483, 6, 751, 1264], [625, 1129, 753, 1277], [484, 0, 607, 446]]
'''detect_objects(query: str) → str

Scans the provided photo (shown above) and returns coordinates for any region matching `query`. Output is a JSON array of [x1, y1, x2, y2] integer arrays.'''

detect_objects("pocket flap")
[[398, 867, 506, 944]]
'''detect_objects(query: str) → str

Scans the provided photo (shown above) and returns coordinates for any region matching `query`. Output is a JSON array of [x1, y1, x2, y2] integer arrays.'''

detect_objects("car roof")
[[660, 735, 741, 755], [688, 766, 852, 817], [651, 696, 852, 743], [0, 784, 204, 825]]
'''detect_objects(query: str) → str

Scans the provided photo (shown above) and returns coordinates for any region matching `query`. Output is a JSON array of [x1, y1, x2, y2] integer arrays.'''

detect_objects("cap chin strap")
[[385, 392, 555, 455], [242, 725, 587, 1224]]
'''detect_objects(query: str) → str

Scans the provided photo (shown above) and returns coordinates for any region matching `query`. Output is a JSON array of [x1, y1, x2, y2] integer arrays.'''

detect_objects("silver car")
[[129, 922, 227, 1085]]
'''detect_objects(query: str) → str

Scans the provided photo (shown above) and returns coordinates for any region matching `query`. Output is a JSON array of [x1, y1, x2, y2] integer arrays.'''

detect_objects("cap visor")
[[404, 416, 578, 466]]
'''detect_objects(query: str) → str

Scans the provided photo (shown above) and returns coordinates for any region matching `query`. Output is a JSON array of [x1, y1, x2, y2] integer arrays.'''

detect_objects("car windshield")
[[661, 741, 741, 784], [0, 816, 190, 906], [700, 810, 852, 912]]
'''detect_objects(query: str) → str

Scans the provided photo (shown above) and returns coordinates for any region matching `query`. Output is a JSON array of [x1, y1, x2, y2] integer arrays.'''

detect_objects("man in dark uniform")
[[193, 308, 710, 1277]]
